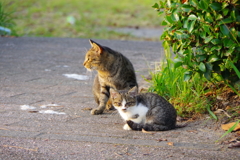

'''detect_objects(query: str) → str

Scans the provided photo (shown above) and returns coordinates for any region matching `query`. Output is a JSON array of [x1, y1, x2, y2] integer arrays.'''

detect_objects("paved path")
[[0, 37, 239, 159]]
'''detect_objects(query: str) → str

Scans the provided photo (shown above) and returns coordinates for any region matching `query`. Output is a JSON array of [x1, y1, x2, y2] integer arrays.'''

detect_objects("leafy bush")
[[153, 0, 240, 85], [0, 2, 17, 36]]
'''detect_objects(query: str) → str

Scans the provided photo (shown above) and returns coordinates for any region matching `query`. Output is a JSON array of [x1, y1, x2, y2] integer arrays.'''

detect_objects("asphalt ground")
[[0, 37, 239, 159]]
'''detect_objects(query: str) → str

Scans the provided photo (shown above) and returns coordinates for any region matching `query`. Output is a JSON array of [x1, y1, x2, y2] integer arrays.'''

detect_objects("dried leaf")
[[221, 122, 240, 131], [167, 142, 174, 146], [28, 111, 39, 113], [225, 106, 231, 110], [156, 138, 167, 142], [142, 128, 155, 134]]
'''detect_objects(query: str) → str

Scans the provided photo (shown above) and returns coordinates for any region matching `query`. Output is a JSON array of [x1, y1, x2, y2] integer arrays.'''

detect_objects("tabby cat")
[[83, 40, 138, 115], [110, 86, 177, 131]]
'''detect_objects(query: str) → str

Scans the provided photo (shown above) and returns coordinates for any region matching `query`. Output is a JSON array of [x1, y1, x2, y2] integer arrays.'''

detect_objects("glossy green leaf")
[[162, 20, 168, 26], [204, 36, 213, 43], [222, 2, 229, 9], [202, 24, 210, 33], [204, 70, 211, 80], [184, 71, 192, 81], [225, 47, 235, 56], [174, 31, 189, 39], [210, 45, 222, 51], [220, 17, 233, 24], [196, 55, 206, 62], [183, 19, 188, 28], [222, 9, 229, 16], [188, 14, 197, 20], [199, 30, 206, 38], [190, 0, 199, 7], [187, 20, 196, 33], [165, 15, 174, 24], [205, 12, 213, 22], [220, 25, 230, 36], [223, 38, 234, 48], [205, 62, 213, 71], [152, 3, 159, 9], [208, 54, 219, 62], [182, 5, 193, 12], [199, 0, 208, 10], [216, 14, 223, 20], [231, 10, 236, 21], [210, 2, 222, 11], [172, 12, 179, 21], [211, 39, 221, 45], [199, 62, 206, 72]]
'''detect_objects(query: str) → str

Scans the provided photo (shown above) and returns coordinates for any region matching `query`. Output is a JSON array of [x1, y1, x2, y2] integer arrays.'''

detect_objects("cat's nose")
[[122, 106, 127, 111], [122, 109, 127, 112]]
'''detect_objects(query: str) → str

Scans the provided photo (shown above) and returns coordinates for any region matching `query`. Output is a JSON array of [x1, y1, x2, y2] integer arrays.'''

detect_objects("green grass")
[[4, 0, 162, 40], [149, 54, 210, 117], [0, 2, 17, 35]]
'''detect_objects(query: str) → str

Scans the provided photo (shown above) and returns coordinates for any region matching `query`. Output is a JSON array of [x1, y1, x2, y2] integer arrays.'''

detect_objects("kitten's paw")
[[123, 124, 132, 130], [91, 108, 103, 115]]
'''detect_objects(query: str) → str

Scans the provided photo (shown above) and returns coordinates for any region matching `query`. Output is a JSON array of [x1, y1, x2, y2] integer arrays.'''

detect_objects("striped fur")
[[110, 87, 177, 131]]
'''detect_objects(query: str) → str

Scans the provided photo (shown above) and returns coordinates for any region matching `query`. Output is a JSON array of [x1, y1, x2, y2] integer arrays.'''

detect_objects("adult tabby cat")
[[110, 86, 177, 131], [83, 40, 138, 115]]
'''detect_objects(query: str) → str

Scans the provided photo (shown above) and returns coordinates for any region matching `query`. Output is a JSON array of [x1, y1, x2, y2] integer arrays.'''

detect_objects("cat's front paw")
[[91, 108, 103, 115], [123, 124, 132, 130]]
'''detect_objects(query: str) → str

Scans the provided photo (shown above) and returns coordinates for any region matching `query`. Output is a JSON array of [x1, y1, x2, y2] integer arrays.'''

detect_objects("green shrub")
[[153, 0, 240, 85]]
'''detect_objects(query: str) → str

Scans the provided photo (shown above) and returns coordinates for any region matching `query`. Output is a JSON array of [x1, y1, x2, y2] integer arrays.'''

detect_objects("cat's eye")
[[114, 102, 121, 106]]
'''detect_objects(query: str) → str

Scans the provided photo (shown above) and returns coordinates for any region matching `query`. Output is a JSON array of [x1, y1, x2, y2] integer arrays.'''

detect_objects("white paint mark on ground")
[[20, 105, 36, 110], [39, 110, 66, 115], [63, 74, 89, 80], [45, 69, 51, 72], [20, 104, 65, 115]]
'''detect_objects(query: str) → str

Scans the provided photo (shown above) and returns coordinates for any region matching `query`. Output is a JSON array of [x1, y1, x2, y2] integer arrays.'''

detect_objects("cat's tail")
[[126, 120, 173, 131]]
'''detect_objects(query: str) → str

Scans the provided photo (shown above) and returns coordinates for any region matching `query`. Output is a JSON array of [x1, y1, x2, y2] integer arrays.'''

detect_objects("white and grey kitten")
[[110, 86, 177, 131]]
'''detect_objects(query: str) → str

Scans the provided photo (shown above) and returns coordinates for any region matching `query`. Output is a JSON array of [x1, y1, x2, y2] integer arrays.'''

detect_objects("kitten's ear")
[[128, 86, 138, 97], [110, 88, 119, 99], [89, 39, 103, 55]]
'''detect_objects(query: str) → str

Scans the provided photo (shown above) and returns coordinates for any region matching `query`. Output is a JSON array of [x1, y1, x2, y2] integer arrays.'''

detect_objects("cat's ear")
[[128, 86, 138, 97], [110, 88, 119, 99], [89, 39, 103, 55]]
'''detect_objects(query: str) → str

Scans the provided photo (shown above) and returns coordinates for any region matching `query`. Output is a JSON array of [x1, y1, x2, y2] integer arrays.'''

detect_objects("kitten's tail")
[[126, 120, 173, 131]]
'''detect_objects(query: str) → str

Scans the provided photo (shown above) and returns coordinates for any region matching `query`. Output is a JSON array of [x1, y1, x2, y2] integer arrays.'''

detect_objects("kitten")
[[83, 40, 138, 115], [110, 86, 177, 131]]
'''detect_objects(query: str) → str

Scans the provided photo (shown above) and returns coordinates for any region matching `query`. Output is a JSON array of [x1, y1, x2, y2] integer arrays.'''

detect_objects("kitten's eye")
[[113, 102, 121, 106]]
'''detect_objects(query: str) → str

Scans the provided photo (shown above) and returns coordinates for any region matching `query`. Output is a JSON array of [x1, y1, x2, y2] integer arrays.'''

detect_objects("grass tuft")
[[149, 53, 210, 117]]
